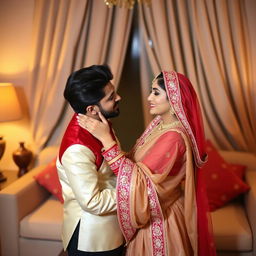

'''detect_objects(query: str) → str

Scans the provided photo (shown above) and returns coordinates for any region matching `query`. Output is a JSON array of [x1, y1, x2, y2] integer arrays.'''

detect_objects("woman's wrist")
[[102, 143, 125, 175], [99, 132, 114, 148], [101, 136, 116, 149]]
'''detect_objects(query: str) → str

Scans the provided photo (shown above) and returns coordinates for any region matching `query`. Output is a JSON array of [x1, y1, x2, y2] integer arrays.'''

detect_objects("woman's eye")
[[149, 89, 159, 96]]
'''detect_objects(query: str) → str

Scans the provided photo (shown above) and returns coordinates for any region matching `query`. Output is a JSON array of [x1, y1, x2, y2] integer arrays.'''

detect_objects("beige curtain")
[[28, 0, 133, 153], [139, 0, 256, 152]]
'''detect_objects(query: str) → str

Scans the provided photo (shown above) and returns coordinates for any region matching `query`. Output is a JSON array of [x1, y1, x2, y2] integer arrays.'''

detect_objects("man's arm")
[[61, 144, 116, 215]]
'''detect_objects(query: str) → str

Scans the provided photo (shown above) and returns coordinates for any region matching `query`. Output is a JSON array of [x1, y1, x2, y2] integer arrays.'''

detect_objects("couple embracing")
[[57, 65, 216, 256]]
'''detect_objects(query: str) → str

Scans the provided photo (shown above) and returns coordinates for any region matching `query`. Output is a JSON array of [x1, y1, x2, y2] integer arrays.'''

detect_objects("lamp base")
[[0, 171, 7, 182]]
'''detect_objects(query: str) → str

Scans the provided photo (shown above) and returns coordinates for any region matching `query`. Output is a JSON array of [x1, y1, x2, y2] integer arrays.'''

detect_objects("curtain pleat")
[[28, 0, 133, 152], [139, 0, 256, 152]]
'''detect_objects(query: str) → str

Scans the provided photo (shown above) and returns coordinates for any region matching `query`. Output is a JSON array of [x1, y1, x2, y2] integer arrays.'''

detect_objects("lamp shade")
[[0, 83, 22, 122]]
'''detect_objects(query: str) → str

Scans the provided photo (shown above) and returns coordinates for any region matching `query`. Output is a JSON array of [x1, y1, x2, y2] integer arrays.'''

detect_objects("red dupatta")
[[163, 71, 216, 256]]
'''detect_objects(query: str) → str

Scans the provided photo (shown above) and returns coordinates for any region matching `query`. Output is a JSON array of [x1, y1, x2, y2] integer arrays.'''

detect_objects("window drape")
[[28, 0, 133, 153], [139, 0, 256, 152]]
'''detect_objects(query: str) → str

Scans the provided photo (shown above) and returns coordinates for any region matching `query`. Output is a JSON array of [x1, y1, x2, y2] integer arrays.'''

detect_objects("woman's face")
[[147, 81, 170, 116]]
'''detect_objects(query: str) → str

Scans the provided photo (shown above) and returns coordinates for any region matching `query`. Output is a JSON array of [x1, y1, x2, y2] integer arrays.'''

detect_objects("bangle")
[[109, 155, 125, 175], [108, 152, 124, 165], [101, 141, 117, 152], [102, 143, 125, 172], [102, 143, 121, 162]]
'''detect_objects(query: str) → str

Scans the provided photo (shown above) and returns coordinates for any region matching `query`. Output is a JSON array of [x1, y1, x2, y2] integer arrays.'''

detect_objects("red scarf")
[[163, 71, 216, 256]]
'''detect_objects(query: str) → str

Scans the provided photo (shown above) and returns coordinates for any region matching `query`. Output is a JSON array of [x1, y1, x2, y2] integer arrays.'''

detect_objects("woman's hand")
[[77, 112, 115, 149]]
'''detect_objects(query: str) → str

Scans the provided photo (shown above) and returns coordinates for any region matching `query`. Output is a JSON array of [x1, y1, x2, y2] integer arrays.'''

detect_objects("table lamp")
[[0, 83, 22, 182]]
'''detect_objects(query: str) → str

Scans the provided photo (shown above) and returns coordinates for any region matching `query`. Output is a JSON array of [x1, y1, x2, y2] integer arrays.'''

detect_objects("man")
[[56, 65, 124, 255]]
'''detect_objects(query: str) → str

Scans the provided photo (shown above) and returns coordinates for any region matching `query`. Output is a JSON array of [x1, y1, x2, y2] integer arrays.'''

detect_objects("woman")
[[77, 71, 216, 256]]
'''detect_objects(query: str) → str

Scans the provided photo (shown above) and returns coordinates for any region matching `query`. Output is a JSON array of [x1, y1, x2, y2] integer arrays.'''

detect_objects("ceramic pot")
[[0, 136, 7, 182], [13, 142, 33, 177]]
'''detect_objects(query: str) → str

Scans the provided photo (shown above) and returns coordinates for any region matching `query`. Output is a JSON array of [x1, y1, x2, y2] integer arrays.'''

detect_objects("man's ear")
[[86, 105, 99, 115]]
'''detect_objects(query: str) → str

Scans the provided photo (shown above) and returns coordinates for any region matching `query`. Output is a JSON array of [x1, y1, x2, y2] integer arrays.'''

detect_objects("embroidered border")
[[135, 116, 161, 149], [102, 144, 125, 174], [116, 158, 136, 242], [145, 175, 167, 256], [102, 143, 120, 162], [109, 156, 125, 174], [116, 154, 167, 254], [163, 71, 205, 168]]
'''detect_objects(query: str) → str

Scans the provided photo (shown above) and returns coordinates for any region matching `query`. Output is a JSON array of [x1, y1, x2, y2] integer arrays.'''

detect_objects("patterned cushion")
[[34, 157, 63, 203], [202, 140, 250, 211]]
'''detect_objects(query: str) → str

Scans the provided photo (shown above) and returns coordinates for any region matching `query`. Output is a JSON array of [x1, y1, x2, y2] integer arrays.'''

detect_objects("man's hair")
[[64, 65, 113, 113]]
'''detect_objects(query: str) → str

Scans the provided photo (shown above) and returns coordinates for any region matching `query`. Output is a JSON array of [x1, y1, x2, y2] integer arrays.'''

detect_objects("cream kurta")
[[56, 144, 123, 251]]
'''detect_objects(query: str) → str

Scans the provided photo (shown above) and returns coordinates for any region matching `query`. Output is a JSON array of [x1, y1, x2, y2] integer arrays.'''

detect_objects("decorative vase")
[[12, 142, 33, 177], [0, 136, 7, 182]]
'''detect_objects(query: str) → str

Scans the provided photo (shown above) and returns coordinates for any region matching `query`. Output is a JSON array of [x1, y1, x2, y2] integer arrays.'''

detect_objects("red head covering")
[[162, 71, 207, 168], [163, 71, 216, 256]]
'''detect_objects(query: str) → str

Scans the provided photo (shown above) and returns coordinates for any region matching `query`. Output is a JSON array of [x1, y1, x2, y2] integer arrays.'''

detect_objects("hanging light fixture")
[[104, 0, 151, 9]]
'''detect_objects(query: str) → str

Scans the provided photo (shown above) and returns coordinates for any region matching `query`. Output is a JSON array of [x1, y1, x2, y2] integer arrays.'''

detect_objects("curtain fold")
[[28, 0, 133, 152], [139, 0, 256, 152]]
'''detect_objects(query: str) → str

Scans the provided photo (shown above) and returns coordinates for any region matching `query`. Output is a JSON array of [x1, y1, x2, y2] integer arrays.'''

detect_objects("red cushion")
[[34, 157, 63, 203], [202, 140, 250, 211], [229, 163, 247, 180]]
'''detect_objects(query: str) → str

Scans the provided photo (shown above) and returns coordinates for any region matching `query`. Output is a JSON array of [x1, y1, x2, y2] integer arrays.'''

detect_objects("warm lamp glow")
[[0, 83, 22, 122]]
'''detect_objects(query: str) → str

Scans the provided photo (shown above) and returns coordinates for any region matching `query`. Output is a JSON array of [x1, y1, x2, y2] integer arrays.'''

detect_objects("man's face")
[[97, 82, 121, 119]]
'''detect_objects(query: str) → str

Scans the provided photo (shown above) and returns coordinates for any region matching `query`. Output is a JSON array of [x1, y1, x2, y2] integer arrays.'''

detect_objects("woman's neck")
[[161, 112, 178, 124]]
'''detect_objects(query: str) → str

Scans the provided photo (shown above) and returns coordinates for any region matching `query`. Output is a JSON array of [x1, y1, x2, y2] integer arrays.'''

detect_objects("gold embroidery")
[[107, 152, 124, 165], [158, 120, 181, 131], [138, 120, 181, 148]]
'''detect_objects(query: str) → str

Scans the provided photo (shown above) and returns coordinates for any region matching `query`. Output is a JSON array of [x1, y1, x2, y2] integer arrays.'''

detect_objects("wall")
[[0, 0, 34, 170]]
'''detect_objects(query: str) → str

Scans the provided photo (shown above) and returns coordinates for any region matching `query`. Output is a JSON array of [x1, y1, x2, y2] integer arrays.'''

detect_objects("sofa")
[[0, 146, 63, 256], [0, 147, 255, 256]]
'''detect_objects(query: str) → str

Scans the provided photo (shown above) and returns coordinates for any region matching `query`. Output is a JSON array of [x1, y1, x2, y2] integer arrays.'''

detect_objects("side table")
[[0, 170, 19, 190]]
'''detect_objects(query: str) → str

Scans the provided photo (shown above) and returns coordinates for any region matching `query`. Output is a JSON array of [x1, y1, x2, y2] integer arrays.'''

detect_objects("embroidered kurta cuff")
[[102, 143, 125, 175]]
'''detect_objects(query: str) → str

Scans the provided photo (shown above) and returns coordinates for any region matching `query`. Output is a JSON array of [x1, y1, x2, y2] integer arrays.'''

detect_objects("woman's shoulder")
[[159, 129, 185, 141], [156, 129, 186, 149]]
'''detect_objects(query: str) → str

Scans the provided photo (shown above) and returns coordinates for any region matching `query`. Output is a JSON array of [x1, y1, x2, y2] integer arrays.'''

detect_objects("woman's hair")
[[155, 72, 168, 100], [156, 72, 166, 91], [64, 65, 113, 113]]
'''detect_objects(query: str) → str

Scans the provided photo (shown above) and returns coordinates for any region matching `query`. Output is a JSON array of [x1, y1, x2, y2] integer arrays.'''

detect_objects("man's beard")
[[97, 103, 120, 119]]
